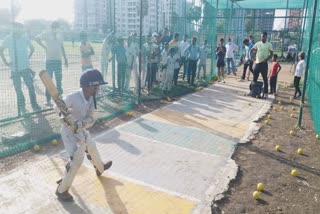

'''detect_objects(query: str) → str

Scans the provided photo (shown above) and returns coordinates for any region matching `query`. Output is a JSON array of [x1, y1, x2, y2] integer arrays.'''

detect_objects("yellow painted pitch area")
[[143, 108, 249, 139], [44, 158, 195, 214]]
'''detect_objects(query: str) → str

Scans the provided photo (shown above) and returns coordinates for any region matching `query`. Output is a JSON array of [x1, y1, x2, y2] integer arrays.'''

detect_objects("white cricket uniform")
[[100, 38, 112, 79], [125, 41, 139, 92], [57, 89, 105, 193]]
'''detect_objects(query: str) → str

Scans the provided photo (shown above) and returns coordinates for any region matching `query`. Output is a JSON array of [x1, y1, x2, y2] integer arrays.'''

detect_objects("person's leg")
[[274, 75, 278, 93], [242, 62, 248, 80], [45, 61, 54, 104], [253, 63, 260, 82], [12, 73, 26, 113], [203, 64, 207, 81], [293, 76, 298, 97], [54, 60, 63, 95], [269, 77, 274, 94], [296, 76, 301, 97], [85, 131, 112, 176], [226, 58, 231, 74], [22, 71, 39, 110], [174, 68, 179, 86], [191, 61, 197, 85], [231, 58, 236, 75], [197, 63, 201, 81], [261, 63, 269, 95], [187, 61, 192, 84]]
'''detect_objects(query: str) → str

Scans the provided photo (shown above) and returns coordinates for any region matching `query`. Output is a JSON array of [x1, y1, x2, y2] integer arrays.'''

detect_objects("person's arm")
[[61, 44, 68, 67], [28, 43, 35, 59], [35, 33, 47, 50], [277, 63, 282, 73], [0, 46, 10, 66]]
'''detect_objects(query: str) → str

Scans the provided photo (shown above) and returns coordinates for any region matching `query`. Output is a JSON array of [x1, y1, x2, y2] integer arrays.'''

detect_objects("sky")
[[1, 0, 74, 23]]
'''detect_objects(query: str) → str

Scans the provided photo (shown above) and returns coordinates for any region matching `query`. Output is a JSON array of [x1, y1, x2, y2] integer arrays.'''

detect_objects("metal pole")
[[297, 0, 318, 127], [299, 0, 309, 51], [138, 0, 143, 102]]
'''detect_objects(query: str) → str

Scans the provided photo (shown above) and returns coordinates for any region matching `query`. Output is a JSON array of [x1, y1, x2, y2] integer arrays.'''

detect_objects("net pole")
[[297, 0, 318, 127], [138, 0, 143, 103]]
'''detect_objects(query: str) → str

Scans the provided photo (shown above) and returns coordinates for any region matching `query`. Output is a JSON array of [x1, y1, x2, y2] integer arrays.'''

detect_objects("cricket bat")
[[39, 70, 77, 133]]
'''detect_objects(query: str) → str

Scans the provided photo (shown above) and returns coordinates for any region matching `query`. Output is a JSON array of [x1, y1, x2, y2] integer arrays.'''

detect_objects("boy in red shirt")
[[268, 54, 281, 94]]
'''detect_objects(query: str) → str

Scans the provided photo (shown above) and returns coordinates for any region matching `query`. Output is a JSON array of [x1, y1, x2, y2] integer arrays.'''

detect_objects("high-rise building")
[[74, 0, 108, 32], [287, 9, 304, 29]]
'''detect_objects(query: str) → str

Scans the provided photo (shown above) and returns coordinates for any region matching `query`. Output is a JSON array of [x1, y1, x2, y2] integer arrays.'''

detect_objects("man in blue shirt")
[[185, 37, 200, 86], [241, 38, 254, 81], [0, 22, 40, 115]]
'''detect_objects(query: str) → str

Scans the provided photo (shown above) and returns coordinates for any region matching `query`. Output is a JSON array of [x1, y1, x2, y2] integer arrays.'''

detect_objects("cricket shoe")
[[96, 161, 113, 176], [55, 180, 74, 202]]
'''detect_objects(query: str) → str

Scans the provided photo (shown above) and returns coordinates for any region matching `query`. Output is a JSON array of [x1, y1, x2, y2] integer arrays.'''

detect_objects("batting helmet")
[[80, 69, 107, 87]]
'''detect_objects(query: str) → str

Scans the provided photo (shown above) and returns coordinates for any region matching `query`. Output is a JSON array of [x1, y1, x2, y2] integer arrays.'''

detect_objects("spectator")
[[293, 52, 306, 99], [216, 38, 226, 83], [198, 40, 209, 82], [179, 34, 190, 81], [249, 32, 273, 99], [268, 54, 282, 94], [126, 31, 139, 92], [241, 38, 254, 81], [35, 21, 68, 106], [80, 31, 94, 72], [185, 37, 200, 86], [100, 32, 114, 80], [0, 22, 40, 114], [225, 38, 238, 75], [113, 38, 127, 93]]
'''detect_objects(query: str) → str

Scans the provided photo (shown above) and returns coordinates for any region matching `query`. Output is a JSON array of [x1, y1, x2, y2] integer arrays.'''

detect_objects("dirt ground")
[[214, 86, 320, 214]]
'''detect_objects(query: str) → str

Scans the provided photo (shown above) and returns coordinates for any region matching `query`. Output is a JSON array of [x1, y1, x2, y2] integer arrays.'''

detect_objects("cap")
[[152, 32, 159, 37]]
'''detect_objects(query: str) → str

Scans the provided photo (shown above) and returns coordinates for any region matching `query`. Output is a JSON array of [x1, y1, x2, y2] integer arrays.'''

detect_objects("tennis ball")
[[264, 120, 269, 125], [278, 101, 282, 105], [197, 86, 203, 90], [33, 145, 40, 152], [253, 191, 261, 200], [297, 148, 303, 155], [292, 107, 296, 111], [167, 97, 172, 102], [290, 113, 294, 118], [126, 111, 134, 117], [289, 97, 293, 102], [290, 130, 295, 136], [273, 107, 277, 111], [257, 183, 264, 191], [51, 139, 58, 145], [268, 115, 272, 120], [291, 169, 298, 177], [248, 103, 251, 106], [275, 145, 281, 151], [316, 134, 319, 140], [280, 106, 284, 110]]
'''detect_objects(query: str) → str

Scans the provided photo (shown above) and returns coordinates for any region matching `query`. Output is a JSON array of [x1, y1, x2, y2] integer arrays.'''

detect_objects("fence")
[[0, 0, 319, 158]]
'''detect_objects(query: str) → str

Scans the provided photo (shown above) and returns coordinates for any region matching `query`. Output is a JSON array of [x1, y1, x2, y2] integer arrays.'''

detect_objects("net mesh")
[[0, 0, 319, 158]]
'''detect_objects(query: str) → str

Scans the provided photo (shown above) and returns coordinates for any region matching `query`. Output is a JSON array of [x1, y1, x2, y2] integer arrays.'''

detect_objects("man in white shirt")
[[36, 21, 68, 106], [197, 40, 209, 81], [126, 31, 139, 92], [225, 38, 238, 75], [179, 34, 190, 80], [293, 51, 306, 99], [55, 69, 112, 201]]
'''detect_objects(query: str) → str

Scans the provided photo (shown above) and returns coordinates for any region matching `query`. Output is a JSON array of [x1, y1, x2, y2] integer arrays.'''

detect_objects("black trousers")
[[242, 60, 253, 80], [173, 68, 180, 86], [269, 75, 277, 94], [294, 76, 301, 97], [187, 60, 197, 85], [253, 62, 268, 94]]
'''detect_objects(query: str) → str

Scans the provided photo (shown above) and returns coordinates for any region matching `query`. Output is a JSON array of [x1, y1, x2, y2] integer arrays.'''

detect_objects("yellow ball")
[[252, 191, 261, 200], [273, 107, 277, 111], [268, 115, 272, 120], [291, 169, 298, 177], [290, 130, 295, 136], [316, 134, 319, 140], [51, 139, 58, 145], [257, 183, 264, 191], [126, 112, 134, 117], [275, 145, 281, 151], [297, 148, 303, 155], [278, 101, 282, 105], [280, 106, 284, 110], [248, 102, 252, 106], [289, 97, 293, 102], [290, 113, 294, 118], [292, 107, 295, 111], [167, 97, 172, 102], [33, 144, 40, 152], [264, 120, 269, 125]]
